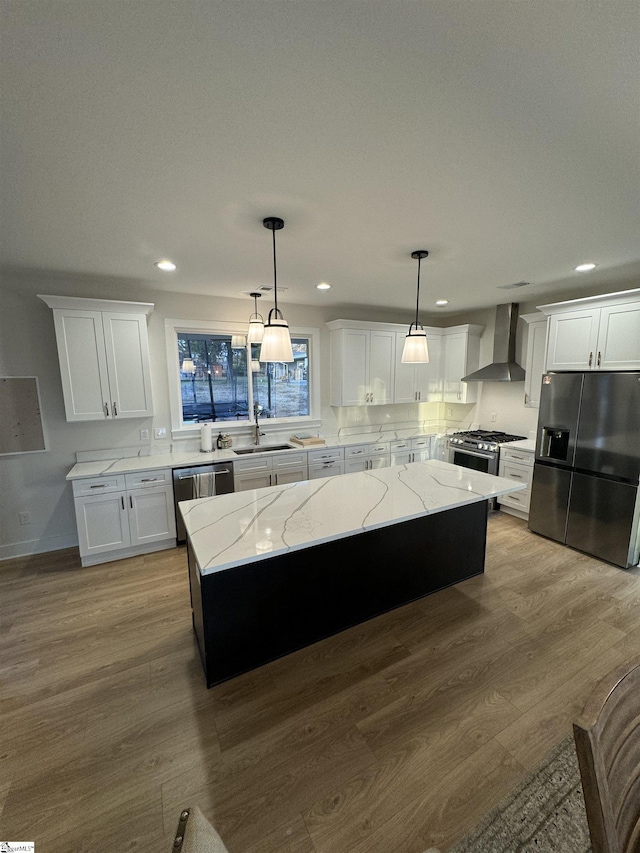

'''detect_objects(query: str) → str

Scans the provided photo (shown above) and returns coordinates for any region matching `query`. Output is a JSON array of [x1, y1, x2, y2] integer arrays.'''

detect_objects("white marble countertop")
[[181, 459, 526, 576], [505, 439, 536, 452], [66, 449, 237, 480], [65, 430, 440, 480]]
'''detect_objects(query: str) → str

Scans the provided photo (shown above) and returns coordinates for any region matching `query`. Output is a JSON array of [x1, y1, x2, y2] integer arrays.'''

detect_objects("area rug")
[[446, 735, 591, 852]]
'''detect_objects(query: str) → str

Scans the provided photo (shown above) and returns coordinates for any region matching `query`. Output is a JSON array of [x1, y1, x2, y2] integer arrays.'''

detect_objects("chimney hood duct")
[[462, 303, 525, 382]]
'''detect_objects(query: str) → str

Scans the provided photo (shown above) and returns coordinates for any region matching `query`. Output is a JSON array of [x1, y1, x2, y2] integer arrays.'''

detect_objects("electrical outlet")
[[140, 429, 150, 440], [154, 427, 167, 439], [19, 512, 32, 525], [446, 407, 453, 418], [490, 412, 497, 423]]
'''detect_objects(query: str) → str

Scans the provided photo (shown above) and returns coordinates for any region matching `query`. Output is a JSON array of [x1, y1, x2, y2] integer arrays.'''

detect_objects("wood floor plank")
[[347, 738, 525, 853], [1, 515, 638, 852]]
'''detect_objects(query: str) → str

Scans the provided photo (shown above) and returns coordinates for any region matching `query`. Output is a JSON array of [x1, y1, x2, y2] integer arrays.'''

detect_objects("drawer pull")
[[141, 477, 158, 482], [510, 474, 523, 479], [90, 483, 107, 489]]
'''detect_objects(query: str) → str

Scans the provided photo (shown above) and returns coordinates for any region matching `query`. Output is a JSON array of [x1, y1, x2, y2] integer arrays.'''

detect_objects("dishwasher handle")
[[177, 468, 231, 480]]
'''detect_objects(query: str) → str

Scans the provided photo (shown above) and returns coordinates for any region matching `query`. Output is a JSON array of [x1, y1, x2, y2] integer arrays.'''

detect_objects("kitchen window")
[[165, 318, 320, 438]]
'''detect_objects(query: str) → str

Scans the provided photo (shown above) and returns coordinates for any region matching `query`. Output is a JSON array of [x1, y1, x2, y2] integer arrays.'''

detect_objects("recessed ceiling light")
[[435, 299, 449, 306], [316, 282, 331, 290], [155, 259, 176, 272], [574, 262, 597, 272]]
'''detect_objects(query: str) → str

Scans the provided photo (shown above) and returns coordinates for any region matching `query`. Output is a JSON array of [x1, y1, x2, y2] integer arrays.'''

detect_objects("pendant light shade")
[[251, 358, 261, 372], [181, 356, 195, 374], [231, 334, 246, 349], [401, 250, 430, 364], [247, 292, 265, 343], [260, 217, 294, 363]]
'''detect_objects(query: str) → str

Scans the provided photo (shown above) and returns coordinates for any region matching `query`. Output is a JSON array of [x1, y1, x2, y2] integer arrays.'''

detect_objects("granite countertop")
[[66, 430, 440, 480], [180, 459, 526, 576]]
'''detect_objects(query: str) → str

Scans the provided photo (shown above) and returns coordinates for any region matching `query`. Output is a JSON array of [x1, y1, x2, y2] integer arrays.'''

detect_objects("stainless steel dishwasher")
[[172, 462, 234, 544]]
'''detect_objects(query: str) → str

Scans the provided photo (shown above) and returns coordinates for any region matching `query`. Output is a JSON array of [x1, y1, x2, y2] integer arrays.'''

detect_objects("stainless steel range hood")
[[462, 303, 525, 382]]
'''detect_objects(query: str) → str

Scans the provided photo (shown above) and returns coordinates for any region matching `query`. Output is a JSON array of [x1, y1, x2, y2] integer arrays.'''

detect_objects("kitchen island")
[[181, 459, 525, 687]]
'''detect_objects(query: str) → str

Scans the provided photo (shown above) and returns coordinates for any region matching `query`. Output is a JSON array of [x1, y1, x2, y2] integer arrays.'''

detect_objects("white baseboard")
[[0, 532, 79, 562]]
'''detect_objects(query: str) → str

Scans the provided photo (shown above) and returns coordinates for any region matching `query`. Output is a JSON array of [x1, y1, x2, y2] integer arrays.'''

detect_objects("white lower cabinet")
[[498, 447, 534, 518], [308, 446, 345, 479], [390, 436, 433, 465], [72, 468, 176, 566], [234, 451, 309, 491], [344, 441, 391, 473]]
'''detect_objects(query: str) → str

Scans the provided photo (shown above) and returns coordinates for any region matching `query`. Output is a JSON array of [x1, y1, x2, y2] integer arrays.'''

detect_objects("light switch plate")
[[139, 429, 150, 440]]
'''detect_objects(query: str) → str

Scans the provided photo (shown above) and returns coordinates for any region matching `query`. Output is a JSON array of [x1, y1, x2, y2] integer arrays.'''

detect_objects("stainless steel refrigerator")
[[529, 371, 640, 568]]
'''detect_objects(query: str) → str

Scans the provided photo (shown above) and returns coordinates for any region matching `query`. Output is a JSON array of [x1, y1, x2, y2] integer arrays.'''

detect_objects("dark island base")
[[188, 500, 488, 687]]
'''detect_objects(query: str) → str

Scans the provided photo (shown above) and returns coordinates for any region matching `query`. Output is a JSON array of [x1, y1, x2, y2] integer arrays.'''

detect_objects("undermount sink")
[[234, 444, 293, 455]]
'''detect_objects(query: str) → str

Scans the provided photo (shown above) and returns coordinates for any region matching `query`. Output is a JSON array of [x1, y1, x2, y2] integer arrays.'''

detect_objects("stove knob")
[[491, 444, 497, 451]]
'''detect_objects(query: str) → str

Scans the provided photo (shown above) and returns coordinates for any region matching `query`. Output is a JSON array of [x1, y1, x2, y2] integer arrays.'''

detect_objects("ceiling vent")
[[497, 281, 530, 290], [240, 285, 288, 296]]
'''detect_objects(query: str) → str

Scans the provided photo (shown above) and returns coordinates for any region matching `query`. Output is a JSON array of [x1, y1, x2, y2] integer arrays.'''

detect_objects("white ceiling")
[[2, 1, 639, 315]]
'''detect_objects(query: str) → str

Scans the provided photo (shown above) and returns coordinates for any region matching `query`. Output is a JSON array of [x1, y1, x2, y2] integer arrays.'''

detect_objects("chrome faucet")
[[253, 402, 265, 445]]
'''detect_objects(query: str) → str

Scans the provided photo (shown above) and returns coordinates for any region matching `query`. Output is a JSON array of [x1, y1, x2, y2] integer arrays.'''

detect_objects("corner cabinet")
[[39, 294, 154, 421], [442, 325, 483, 404], [327, 319, 484, 408], [538, 289, 640, 372], [394, 331, 442, 403], [327, 323, 395, 406]]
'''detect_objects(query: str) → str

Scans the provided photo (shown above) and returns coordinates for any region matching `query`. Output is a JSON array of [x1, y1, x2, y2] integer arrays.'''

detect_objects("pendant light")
[[247, 291, 265, 343], [260, 217, 294, 363], [231, 334, 246, 349], [401, 250, 430, 363], [181, 356, 195, 374]]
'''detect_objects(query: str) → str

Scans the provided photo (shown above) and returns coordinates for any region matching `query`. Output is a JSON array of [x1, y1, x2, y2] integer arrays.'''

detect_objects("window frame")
[[165, 317, 321, 441]]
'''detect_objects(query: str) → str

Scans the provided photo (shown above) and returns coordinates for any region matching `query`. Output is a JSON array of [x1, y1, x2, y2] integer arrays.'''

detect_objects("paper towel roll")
[[200, 423, 213, 453]]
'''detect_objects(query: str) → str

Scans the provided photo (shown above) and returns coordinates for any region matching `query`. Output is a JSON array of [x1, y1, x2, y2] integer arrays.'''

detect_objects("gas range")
[[447, 430, 526, 480], [448, 430, 527, 453]]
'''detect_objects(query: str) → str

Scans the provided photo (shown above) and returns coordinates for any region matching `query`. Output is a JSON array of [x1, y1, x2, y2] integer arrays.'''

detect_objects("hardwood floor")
[[1, 513, 639, 852]]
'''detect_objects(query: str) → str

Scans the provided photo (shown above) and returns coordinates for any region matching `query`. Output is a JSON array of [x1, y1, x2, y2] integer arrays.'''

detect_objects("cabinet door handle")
[[129, 495, 133, 508], [588, 351, 593, 367], [121, 496, 125, 509], [113, 402, 118, 416], [597, 351, 601, 367], [418, 391, 421, 401], [104, 402, 110, 417]]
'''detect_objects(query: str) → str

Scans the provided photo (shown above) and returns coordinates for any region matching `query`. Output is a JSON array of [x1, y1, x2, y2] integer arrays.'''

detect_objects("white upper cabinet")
[[328, 320, 483, 407], [442, 326, 483, 403], [539, 289, 640, 372], [39, 295, 154, 421], [521, 313, 548, 408], [394, 331, 442, 403], [328, 323, 395, 406]]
